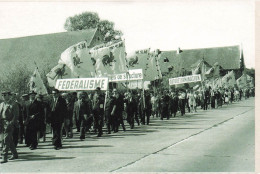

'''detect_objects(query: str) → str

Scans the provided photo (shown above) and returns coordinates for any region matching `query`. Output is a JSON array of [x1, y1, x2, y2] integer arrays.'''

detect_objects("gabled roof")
[[0, 29, 98, 71], [159, 45, 241, 73]]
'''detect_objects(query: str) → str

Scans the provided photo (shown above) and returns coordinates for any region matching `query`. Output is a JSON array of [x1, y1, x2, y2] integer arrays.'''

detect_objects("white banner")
[[108, 69, 143, 82], [169, 74, 201, 86], [55, 78, 108, 91]]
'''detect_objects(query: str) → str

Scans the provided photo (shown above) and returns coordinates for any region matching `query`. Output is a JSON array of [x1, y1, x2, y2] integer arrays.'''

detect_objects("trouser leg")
[[12, 127, 19, 147], [19, 124, 24, 144], [119, 114, 125, 131], [80, 118, 87, 139], [52, 123, 62, 148], [2, 129, 18, 161], [134, 113, 140, 125]]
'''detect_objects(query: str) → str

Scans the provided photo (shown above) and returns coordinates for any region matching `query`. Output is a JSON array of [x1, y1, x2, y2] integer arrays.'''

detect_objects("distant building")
[[159, 45, 244, 79]]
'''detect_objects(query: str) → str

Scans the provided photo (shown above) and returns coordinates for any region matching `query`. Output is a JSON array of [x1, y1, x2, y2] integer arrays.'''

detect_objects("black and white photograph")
[[0, 0, 256, 172]]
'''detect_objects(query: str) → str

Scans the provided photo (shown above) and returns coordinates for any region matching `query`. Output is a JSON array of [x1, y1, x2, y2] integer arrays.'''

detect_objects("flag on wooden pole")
[[29, 67, 48, 94]]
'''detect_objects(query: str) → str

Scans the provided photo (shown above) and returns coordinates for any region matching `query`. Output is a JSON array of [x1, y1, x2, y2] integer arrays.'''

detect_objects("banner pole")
[[103, 80, 109, 113], [142, 79, 146, 109]]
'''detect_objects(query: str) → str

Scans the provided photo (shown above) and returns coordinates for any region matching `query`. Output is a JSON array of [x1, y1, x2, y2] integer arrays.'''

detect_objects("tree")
[[64, 11, 123, 42], [0, 61, 31, 95], [64, 12, 100, 31]]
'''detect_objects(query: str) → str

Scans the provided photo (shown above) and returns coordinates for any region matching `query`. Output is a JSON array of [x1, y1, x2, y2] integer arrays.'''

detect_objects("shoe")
[[0, 159, 7, 163], [9, 155, 18, 160], [30, 146, 36, 150]]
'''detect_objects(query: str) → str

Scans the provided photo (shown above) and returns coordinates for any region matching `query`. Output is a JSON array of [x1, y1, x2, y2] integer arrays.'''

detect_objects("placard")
[[169, 74, 201, 85], [55, 78, 108, 91], [109, 69, 143, 82]]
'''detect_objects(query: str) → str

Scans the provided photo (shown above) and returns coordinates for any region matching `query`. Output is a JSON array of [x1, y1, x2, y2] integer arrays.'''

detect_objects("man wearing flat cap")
[[50, 89, 67, 150], [0, 91, 19, 163]]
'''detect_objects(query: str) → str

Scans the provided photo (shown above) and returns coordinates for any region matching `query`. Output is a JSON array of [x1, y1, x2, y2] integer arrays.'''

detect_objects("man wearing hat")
[[0, 91, 19, 163], [50, 89, 67, 150], [25, 91, 44, 150]]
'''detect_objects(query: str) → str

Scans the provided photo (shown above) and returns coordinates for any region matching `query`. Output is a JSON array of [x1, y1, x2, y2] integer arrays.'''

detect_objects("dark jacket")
[[26, 99, 44, 129], [50, 96, 67, 124], [73, 99, 91, 120]]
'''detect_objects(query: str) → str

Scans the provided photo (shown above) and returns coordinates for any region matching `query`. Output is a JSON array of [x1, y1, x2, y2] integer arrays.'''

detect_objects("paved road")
[[1, 98, 255, 172]]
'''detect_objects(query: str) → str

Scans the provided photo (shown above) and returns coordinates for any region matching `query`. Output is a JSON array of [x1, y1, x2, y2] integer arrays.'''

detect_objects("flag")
[[127, 48, 162, 81], [127, 48, 150, 70], [236, 74, 247, 88], [205, 62, 220, 79], [144, 49, 162, 81], [192, 59, 207, 81], [90, 40, 127, 77], [213, 77, 222, 89], [246, 75, 254, 87], [46, 64, 72, 87], [29, 68, 48, 94], [222, 70, 236, 88], [58, 41, 96, 78]]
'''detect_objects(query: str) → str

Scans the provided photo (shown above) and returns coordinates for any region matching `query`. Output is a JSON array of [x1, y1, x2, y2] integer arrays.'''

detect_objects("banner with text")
[[108, 69, 143, 82], [55, 78, 108, 91], [169, 74, 201, 86]]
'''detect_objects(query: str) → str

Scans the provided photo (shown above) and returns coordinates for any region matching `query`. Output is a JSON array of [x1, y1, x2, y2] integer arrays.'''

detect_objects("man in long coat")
[[50, 89, 67, 150], [25, 91, 44, 150]]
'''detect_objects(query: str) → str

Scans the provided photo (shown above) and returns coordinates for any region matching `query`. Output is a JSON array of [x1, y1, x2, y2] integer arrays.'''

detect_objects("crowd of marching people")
[[0, 85, 255, 163]]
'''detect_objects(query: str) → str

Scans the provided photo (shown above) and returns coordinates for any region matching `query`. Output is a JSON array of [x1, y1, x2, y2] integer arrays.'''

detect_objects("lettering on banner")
[[169, 75, 201, 86], [56, 78, 108, 91]]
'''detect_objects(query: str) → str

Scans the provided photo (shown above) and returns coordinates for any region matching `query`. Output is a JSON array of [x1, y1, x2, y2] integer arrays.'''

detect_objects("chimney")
[[177, 47, 182, 54]]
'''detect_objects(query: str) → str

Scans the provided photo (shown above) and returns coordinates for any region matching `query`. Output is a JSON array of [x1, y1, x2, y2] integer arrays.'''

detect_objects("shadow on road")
[[14, 153, 75, 162]]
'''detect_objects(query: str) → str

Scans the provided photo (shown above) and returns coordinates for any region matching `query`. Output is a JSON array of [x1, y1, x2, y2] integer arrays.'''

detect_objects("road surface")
[[0, 97, 255, 172]]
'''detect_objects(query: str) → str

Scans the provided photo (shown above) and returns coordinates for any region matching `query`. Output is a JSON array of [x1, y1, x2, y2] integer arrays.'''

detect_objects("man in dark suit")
[[25, 91, 44, 150], [73, 92, 91, 140], [50, 89, 67, 150]]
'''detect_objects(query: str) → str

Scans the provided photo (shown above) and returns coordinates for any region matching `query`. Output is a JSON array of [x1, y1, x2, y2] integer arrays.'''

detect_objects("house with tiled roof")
[[159, 45, 243, 79], [0, 29, 103, 73]]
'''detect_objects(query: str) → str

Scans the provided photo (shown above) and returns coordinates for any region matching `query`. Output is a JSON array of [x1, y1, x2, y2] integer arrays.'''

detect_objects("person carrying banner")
[[0, 91, 19, 163], [50, 89, 67, 150]]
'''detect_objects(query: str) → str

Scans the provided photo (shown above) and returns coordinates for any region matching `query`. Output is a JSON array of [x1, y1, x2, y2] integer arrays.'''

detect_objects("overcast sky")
[[0, 0, 255, 68]]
